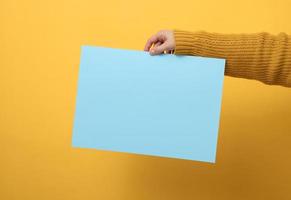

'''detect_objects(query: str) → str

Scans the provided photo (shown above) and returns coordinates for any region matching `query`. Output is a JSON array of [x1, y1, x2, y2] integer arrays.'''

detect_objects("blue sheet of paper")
[[72, 46, 225, 163]]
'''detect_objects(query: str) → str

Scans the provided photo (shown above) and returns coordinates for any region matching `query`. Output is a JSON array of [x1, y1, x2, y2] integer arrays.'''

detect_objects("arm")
[[174, 29, 291, 87]]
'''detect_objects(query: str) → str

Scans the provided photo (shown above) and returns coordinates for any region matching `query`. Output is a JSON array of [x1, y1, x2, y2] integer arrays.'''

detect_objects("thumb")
[[150, 43, 171, 55]]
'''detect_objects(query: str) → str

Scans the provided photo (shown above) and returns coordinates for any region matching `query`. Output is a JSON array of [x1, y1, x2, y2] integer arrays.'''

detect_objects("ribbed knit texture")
[[173, 29, 291, 87]]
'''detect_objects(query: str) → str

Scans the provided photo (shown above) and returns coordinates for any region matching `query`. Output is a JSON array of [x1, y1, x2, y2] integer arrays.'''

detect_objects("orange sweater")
[[173, 29, 291, 87]]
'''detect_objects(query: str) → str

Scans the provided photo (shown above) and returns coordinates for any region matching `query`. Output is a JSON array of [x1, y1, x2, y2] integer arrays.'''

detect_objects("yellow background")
[[1, 0, 291, 199]]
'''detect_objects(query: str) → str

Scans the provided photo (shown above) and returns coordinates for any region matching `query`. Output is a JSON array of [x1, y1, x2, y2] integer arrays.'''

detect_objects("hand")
[[144, 30, 175, 55]]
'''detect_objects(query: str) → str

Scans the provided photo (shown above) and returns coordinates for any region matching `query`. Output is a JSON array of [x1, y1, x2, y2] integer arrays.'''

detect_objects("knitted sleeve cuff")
[[173, 29, 227, 59], [172, 29, 291, 87], [173, 29, 197, 55]]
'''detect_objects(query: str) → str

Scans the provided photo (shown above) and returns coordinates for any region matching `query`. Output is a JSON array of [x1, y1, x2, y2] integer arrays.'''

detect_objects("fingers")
[[153, 41, 162, 49], [164, 50, 174, 54], [145, 30, 175, 55], [144, 34, 159, 51], [150, 42, 172, 55]]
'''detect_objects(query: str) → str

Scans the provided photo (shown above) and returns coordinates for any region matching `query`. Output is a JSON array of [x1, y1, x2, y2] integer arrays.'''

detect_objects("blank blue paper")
[[72, 46, 225, 163]]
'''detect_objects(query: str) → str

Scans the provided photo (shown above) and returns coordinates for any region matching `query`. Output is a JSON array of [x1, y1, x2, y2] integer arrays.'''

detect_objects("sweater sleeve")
[[173, 29, 291, 87]]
